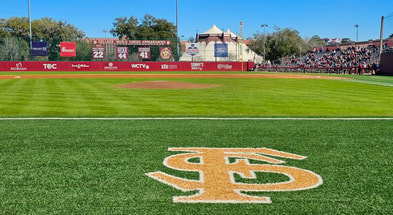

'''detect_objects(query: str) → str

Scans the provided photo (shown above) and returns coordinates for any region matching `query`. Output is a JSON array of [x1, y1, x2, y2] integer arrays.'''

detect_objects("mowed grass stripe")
[[0, 79, 41, 115], [62, 78, 123, 116], [1, 76, 393, 116]]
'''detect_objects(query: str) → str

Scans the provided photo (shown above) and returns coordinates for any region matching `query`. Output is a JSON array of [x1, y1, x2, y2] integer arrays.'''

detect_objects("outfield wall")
[[0, 61, 254, 72]]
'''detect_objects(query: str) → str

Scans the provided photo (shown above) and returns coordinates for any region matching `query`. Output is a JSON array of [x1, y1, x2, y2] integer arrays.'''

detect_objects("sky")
[[1, 0, 393, 41]]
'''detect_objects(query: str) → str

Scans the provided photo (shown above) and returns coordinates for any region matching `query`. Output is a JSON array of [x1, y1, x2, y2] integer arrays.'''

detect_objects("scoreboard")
[[91, 39, 172, 61]]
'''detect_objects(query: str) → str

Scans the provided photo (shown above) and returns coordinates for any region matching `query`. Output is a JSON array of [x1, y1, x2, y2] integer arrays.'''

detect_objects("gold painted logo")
[[146, 147, 323, 204]]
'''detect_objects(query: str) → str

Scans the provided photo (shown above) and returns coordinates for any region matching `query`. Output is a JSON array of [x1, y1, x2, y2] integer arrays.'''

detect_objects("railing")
[[255, 66, 377, 75]]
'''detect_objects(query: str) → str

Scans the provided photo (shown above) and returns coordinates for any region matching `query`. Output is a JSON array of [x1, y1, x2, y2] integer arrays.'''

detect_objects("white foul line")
[[1, 117, 393, 120]]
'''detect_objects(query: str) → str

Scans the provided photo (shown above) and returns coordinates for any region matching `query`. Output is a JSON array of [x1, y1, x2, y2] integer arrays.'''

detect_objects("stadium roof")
[[201, 25, 223, 36]]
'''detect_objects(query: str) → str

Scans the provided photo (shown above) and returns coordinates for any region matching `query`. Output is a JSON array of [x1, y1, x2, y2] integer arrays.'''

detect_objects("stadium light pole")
[[354, 24, 359, 42], [261, 24, 268, 64], [28, 0, 33, 60], [103, 30, 108, 39], [176, 0, 179, 61], [379, 16, 385, 62]]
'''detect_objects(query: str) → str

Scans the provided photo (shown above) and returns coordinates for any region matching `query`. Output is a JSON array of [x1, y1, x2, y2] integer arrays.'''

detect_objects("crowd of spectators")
[[286, 46, 379, 67], [255, 45, 382, 74], [283, 46, 380, 74]]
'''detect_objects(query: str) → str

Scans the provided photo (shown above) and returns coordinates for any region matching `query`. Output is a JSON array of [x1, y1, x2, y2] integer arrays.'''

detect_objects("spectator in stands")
[[280, 45, 380, 74]]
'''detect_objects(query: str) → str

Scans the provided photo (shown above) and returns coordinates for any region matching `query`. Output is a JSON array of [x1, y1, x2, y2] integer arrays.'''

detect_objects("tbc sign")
[[147, 147, 323, 204], [43, 64, 57, 70]]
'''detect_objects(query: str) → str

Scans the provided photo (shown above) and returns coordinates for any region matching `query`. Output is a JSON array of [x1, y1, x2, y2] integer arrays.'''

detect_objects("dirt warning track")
[[0, 73, 347, 80]]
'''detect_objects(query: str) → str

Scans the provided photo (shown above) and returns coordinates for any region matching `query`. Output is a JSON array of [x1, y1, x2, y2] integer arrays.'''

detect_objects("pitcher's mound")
[[115, 81, 218, 89]]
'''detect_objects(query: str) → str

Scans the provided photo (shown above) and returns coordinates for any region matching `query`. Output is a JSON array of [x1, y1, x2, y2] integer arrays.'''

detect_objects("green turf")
[[1, 72, 393, 214], [1, 72, 393, 117], [1, 119, 392, 214]]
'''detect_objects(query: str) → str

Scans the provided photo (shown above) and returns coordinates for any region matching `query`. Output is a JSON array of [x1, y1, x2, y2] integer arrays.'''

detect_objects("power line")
[[386, 11, 393, 19]]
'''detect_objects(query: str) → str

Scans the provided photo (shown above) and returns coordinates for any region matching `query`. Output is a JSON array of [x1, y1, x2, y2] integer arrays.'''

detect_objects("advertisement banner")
[[0, 61, 254, 72], [32, 42, 48, 56], [138, 47, 151, 60], [214, 43, 228, 57], [92, 47, 105, 59], [60, 42, 76, 57], [159, 47, 172, 60], [116, 47, 129, 60], [185, 43, 200, 57]]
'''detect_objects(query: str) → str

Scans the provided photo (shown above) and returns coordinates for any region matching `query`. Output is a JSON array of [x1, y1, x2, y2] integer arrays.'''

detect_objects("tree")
[[111, 14, 176, 40], [306, 35, 326, 49], [0, 18, 11, 37], [1, 17, 30, 38], [341, 38, 352, 44], [187, 37, 195, 42], [248, 27, 307, 64], [110, 16, 139, 39], [0, 17, 86, 60]]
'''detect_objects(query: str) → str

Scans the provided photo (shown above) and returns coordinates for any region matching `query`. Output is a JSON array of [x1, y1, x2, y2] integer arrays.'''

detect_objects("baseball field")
[[1, 72, 393, 214]]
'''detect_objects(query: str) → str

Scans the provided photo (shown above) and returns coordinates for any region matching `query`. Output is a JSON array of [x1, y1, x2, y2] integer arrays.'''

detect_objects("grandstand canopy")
[[200, 25, 224, 37]]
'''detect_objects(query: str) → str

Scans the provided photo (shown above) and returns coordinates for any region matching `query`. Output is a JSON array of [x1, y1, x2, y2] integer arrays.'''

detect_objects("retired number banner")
[[116, 47, 129, 60], [138, 47, 151, 60], [92, 47, 105, 59]]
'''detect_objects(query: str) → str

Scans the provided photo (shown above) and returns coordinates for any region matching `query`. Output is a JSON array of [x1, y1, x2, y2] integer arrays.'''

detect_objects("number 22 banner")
[[92, 47, 105, 59]]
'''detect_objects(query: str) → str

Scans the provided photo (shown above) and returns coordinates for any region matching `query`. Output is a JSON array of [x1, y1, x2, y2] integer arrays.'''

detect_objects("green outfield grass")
[[0, 72, 393, 117], [1, 119, 392, 214], [1, 72, 393, 214]]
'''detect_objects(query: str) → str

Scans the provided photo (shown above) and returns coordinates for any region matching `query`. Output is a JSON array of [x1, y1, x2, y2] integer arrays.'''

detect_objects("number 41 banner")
[[138, 47, 151, 60]]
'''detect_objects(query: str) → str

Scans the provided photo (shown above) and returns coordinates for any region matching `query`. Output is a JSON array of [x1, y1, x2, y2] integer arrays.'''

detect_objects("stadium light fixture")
[[103, 30, 108, 39], [354, 24, 359, 42], [261, 24, 268, 63]]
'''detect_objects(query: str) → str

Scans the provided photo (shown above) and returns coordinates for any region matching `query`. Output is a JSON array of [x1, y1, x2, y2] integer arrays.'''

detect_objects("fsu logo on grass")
[[146, 147, 323, 204]]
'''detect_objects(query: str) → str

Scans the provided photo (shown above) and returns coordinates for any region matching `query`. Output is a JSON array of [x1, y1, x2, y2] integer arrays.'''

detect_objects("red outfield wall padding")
[[0, 61, 254, 72]]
